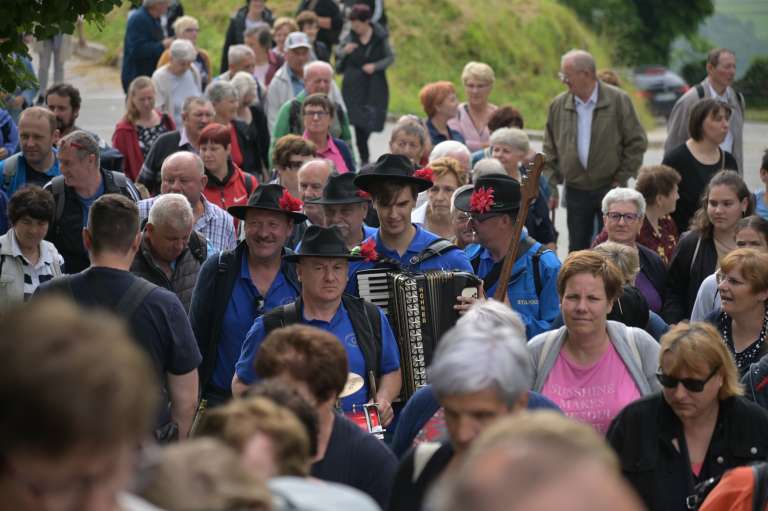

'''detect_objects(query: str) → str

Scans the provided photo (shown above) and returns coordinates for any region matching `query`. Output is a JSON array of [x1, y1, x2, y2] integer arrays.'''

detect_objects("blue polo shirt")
[[211, 251, 299, 390], [474, 232, 561, 339], [347, 224, 473, 295], [235, 301, 400, 411]]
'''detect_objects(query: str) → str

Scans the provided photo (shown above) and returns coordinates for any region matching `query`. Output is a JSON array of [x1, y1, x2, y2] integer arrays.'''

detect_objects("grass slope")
[[86, 0, 650, 129]]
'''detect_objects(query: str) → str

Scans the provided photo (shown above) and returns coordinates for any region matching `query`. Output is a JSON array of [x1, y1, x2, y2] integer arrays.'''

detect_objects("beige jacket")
[[542, 81, 647, 199]]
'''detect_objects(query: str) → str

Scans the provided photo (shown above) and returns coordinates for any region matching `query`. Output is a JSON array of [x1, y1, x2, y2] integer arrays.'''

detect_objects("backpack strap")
[[753, 462, 768, 511], [49, 176, 67, 224], [2, 153, 20, 192], [288, 99, 303, 134], [116, 278, 157, 319], [409, 238, 458, 266], [531, 243, 550, 297], [242, 172, 256, 197], [696, 83, 705, 99], [262, 299, 302, 335]]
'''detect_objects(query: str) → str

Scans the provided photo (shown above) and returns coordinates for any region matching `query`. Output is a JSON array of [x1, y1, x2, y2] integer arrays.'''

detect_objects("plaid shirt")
[[138, 194, 236, 253]]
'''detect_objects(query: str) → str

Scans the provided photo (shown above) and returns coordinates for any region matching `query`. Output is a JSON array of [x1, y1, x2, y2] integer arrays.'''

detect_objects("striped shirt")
[[138, 194, 237, 253], [7, 230, 63, 301]]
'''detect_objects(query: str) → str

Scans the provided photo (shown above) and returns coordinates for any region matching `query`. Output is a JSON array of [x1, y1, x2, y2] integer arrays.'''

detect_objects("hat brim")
[[454, 187, 520, 213], [353, 173, 433, 194], [227, 204, 308, 223], [307, 196, 368, 205], [284, 252, 364, 262]]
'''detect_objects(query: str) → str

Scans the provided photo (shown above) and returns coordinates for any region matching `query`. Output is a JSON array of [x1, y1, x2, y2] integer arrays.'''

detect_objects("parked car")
[[632, 66, 689, 118]]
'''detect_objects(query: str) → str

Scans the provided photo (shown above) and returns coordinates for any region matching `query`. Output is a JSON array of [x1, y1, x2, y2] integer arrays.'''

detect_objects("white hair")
[[231, 72, 258, 105], [227, 44, 255, 67], [429, 322, 531, 407], [451, 184, 474, 215], [170, 39, 197, 62], [148, 193, 194, 231], [601, 187, 646, 217], [489, 128, 529, 153], [206, 80, 239, 104], [472, 158, 506, 179], [430, 140, 471, 163], [561, 49, 596, 75], [457, 300, 526, 339], [304, 60, 334, 77]]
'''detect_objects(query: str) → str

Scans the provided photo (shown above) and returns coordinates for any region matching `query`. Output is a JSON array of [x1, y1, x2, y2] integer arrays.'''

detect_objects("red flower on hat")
[[350, 238, 378, 262], [470, 186, 495, 214], [413, 167, 434, 182], [278, 189, 303, 212], [356, 190, 372, 200]]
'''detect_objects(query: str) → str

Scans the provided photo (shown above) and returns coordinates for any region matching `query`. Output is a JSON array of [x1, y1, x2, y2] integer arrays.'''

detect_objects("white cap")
[[284, 31, 311, 52]]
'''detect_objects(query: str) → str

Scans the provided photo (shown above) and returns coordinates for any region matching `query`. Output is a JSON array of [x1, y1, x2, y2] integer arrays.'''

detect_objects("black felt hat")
[[353, 153, 434, 193], [308, 172, 369, 205], [454, 174, 522, 214], [284, 225, 364, 261], [228, 183, 307, 223]]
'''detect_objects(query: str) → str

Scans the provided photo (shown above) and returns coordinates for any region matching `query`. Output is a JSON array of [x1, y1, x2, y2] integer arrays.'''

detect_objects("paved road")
[[63, 56, 766, 261]]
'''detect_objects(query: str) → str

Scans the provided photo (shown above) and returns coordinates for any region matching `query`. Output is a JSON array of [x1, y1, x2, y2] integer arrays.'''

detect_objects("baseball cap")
[[284, 31, 311, 52]]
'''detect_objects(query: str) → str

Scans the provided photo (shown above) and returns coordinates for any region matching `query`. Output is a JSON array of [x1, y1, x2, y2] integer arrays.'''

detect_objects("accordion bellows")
[[357, 269, 481, 399]]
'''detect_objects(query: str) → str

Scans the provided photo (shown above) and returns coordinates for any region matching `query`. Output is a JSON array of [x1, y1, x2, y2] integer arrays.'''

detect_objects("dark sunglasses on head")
[[656, 366, 720, 393]]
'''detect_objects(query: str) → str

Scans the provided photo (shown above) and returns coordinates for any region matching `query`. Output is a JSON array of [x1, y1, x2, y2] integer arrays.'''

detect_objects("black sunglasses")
[[656, 366, 720, 393]]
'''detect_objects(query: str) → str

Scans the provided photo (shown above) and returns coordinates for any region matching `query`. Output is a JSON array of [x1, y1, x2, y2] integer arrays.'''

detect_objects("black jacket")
[[336, 23, 393, 132], [662, 231, 718, 324], [138, 130, 191, 195], [189, 242, 299, 391], [232, 119, 267, 181], [220, 5, 275, 73], [638, 242, 667, 297], [607, 393, 768, 511], [297, 0, 343, 48]]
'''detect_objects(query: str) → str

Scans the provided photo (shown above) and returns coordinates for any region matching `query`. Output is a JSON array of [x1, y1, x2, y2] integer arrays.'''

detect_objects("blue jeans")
[[565, 185, 611, 252]]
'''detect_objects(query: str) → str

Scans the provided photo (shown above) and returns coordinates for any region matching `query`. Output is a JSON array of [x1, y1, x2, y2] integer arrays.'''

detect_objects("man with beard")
[[311, 172, 376, 250], [0, 107, 60, 195], [190, 184, 303, 406]]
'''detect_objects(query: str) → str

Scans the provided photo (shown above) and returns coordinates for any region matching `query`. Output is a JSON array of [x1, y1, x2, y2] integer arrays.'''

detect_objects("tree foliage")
[[559, 0, 715, 65], [0, 0, 124, 93]]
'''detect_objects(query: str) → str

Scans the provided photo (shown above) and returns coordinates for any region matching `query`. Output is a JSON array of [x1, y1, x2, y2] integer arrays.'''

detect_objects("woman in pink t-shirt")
[[528, 251, 661, 433]]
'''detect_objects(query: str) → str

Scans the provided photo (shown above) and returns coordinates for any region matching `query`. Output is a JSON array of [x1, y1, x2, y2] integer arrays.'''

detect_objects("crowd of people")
[[2, 0, 768, 509]]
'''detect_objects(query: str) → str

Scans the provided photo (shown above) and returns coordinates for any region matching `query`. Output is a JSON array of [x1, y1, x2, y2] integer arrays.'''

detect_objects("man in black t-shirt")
[[254, 324, 397, 508], [36, 194, 201, 439]]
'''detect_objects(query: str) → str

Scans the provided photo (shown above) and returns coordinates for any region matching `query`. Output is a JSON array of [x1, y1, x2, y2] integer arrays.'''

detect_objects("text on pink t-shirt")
[[541, 342, 641, 434]]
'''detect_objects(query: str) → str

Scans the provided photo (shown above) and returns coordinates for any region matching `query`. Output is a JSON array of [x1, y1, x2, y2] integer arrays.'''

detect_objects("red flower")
[[356, 190, 372, 200], [413, 167, 434, 182], [358, 238, 378, 262], [278, 189, 303, 212], [469, 186, 495, 214]]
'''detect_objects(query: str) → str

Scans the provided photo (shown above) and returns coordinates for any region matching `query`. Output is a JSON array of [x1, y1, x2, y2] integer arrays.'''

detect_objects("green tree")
[[560, 0, 714, 65], [0, 0, 124, 94]]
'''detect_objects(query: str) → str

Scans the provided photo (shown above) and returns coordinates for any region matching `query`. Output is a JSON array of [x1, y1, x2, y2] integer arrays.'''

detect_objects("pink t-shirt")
[[541, 343, 641, 434]]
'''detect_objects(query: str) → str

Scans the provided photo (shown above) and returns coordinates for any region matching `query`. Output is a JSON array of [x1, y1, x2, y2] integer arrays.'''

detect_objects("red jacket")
[[111, 112, 176, 181], [203, 161, 259, 225]]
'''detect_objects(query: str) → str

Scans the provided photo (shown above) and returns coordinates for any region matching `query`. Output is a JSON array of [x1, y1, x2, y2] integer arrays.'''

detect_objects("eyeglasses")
[[656, 366, 720, 393], [605, 212, 641, 223], [469, 212, 503, 224], [303, 110, 329, 119]]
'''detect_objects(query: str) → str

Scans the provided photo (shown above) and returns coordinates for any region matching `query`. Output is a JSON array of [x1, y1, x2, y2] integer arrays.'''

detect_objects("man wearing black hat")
[[348, 154, 472, 295], [190, 184, 303, 406], [309, 172, 377, 250], [232, 225, 402, 427], [455, 173, 561, 339]]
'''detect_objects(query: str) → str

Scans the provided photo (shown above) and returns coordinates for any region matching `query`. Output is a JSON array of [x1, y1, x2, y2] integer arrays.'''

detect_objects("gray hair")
[[457, 300, 526, 339], [206, 80, 239, 104], [161, 151, 205, 177], [562, 49, 596, 75], [489, 128, 529, 153], [231, 72, 258, 105], [429, 140, 471, 163], [593, 241, 641, 284], [59, 130, 100, 165], [429, 322, 531, 407], [170, 39, 197, 62], [472, 158, 506, 179], [148, 193, 194, 231], [228, 44, 255, 66], [601, 187, 646, 217], [304, 60, 334, 77], [451, 184, 473, 215], [298, 158, 334, 177], [182, 96, 211, 114]]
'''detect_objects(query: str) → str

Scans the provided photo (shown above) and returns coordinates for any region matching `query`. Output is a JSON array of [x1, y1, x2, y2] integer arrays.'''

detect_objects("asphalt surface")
[[58, 55, 766, 261]]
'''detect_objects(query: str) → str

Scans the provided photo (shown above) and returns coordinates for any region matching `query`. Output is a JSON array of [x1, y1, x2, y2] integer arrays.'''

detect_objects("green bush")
[[736, 56, 768, 108]]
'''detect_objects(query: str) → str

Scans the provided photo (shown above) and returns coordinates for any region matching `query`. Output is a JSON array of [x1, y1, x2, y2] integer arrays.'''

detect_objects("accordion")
[[357, 269, 481, 399]]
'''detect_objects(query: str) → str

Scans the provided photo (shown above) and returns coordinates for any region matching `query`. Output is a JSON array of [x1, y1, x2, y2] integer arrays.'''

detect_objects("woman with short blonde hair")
[[607, 322, 768, 511], [449, 61, 498, 152]]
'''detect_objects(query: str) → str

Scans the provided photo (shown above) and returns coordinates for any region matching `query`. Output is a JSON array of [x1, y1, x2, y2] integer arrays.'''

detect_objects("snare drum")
[[345, 403, 385, 440]]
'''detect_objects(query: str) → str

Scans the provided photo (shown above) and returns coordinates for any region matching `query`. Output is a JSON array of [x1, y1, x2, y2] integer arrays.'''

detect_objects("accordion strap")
[[409, 238, 457, 267]]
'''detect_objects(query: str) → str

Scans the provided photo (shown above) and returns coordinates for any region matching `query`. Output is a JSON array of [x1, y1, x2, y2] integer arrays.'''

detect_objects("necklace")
[[720, 305, 768, 373]]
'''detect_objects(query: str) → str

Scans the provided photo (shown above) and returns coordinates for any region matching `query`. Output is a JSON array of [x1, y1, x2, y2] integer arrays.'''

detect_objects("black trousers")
[[565, 185, 611, 252], [355, 125, 372, 164]]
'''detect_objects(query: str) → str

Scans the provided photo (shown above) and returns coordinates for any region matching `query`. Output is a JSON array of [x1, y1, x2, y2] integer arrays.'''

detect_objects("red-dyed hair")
[[198, 123, 232, 147], [419, 81, 456, 118]]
